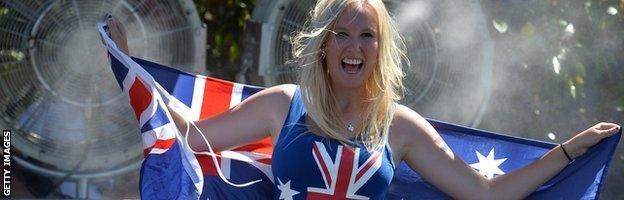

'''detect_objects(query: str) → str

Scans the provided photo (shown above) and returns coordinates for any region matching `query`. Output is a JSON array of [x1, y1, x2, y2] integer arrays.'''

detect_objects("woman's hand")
[[165, 103, 192, 137], [563, 122, 620, 159], [104, 14, 129, 55]]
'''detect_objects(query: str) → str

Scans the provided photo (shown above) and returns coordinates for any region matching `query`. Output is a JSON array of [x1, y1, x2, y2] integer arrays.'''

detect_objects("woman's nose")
[[342, 37, 361, 52]]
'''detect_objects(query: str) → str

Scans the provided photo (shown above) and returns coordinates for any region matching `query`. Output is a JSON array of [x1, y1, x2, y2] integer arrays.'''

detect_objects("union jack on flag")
[[98, 23, 620, 199], [308, 142, 383, 199], [98, 23, 274, 199]]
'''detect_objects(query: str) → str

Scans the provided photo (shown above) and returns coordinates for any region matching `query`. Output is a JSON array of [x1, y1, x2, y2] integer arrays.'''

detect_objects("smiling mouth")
[[341, 58, 363, 74]]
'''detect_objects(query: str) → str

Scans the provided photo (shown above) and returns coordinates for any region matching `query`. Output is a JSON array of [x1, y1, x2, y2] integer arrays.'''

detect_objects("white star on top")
[[277, 178, 299, 200], [469, 148, 507, 179]]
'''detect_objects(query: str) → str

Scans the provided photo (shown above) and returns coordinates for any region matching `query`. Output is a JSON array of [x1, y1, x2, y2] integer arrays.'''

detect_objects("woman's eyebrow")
[[331, 27, 377, 33], [332, 27, 348, 32], [362, 27, 377, 33]]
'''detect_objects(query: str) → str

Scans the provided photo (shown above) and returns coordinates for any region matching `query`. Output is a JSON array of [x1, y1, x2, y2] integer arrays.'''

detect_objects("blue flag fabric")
[[389, 120, 621, 199], [98, 23, 620, 199]]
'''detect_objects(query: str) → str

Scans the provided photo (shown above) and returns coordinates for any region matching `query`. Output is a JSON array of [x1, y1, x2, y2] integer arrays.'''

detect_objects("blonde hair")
[[292, 0, 407, 151]]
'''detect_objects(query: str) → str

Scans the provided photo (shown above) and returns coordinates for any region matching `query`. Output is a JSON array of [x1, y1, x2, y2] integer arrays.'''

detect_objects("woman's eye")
[[336, 32, 348, 37], [362, 32, 374, 38]]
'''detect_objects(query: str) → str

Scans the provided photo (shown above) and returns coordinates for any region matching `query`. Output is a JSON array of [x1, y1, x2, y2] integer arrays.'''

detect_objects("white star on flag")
[[469, 148, 507, 179], [277, 178, 299, 200]]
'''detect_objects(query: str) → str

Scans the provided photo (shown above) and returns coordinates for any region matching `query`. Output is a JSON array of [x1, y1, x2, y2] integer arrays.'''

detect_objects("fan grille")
[[271, 0, 316, 84], [0, 0, 202, 173]]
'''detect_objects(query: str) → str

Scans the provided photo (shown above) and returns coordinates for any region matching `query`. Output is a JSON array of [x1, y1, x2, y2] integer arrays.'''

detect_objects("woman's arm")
[[105, 14, 296, 152], [180, 84, 296, 152], [391, 105, 620, 200], [105, 15, 129, 55], [486, 122, 619, 199]]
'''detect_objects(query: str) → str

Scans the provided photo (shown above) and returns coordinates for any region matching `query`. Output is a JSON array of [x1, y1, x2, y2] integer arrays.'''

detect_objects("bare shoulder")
[[390, 104, 444, 160], [252, 84, 298, 103], [238, 84, 298, 137], [238, 83, 297, 120], [188, 84, 299, 151], [391, 104, 433, 138]]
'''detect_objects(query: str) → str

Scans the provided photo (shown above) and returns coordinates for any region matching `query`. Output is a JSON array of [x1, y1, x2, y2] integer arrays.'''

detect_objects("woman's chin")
[[331, 78, 366, 90]]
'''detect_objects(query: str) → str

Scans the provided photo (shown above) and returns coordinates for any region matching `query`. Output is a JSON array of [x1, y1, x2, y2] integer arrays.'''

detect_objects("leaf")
[[492, 20, 508, 33], [568, 80, 576, 99], [521, 22, 535, 37], [229, 43, 239, 63], [215, 32, 223, 50], [575, 62, 586, 77]]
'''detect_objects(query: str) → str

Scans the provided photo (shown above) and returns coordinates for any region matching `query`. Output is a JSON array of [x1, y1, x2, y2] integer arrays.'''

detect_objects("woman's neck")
[[332, 86, 366, 114], [305, 85, 368, 139], [332, 86, 369, 135]]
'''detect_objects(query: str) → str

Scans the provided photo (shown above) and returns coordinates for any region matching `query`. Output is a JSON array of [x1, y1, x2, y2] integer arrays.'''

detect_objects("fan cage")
[[0, 0, 203, 174]]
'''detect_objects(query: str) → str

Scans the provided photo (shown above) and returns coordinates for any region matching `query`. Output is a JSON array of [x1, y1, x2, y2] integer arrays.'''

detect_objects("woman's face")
[[324, 3, 379, 90]]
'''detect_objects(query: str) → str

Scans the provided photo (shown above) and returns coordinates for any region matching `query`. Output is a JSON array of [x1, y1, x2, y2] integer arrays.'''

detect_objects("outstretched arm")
[[486, 122, 619, 199], [391, 105, 620, 200], [177, 84, 296, 152], [105, 14, 296, 153]]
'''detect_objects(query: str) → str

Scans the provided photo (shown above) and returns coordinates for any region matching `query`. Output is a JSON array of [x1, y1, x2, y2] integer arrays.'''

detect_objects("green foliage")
[[480, 0, 624, 198], [194, 0, 255, 79]]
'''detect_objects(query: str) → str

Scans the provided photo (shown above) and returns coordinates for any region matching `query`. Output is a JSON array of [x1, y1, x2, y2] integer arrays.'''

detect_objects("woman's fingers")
[[590, 123, 619, 138], [599, 126, 620, 137], [102, 14, 111, 35], [595, 122, 619, 130], [566, 122, 621, 158], [103, 14, 130, 54]]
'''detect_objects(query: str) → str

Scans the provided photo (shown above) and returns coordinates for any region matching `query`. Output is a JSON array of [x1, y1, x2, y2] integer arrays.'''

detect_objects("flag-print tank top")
[[272, 87, 395, 200]]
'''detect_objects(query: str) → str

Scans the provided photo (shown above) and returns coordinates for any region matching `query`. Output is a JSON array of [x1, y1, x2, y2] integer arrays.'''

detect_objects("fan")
[[252, 0, 493, 126], [0, 0, 204, 198]]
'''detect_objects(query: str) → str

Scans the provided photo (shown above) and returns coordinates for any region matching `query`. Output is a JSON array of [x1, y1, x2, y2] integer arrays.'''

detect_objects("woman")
[[106, 0, 620, 199]]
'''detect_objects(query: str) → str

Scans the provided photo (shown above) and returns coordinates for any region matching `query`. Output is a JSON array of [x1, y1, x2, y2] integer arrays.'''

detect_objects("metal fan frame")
[[27, 0, 149, 108], [1, 0, 205, 198]]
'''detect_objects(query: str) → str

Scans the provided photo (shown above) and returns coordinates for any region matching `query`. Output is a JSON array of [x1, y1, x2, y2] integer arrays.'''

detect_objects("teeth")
[[342, 58, 362, 65]]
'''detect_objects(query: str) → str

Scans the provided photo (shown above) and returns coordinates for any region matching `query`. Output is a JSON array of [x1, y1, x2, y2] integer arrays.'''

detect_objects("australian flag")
[[97, 23, 620, 199]]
